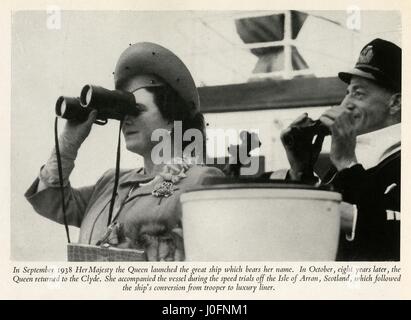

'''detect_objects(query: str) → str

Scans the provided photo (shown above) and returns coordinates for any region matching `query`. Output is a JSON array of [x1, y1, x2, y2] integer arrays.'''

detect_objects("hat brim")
[[114, 42, 200, 111], [338, 68, 377, 84]]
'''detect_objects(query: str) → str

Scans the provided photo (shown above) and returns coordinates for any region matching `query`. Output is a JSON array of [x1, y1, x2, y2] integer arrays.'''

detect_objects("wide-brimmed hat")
[[114, 42, 200, 111]]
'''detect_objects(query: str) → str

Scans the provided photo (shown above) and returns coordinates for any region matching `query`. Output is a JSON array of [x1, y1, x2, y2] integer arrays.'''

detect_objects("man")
[[280, 38, 401, 261]]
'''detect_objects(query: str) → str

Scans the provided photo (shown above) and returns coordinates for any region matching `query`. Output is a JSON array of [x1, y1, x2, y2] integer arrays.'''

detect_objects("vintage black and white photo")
[[8, 8, 403, 268]]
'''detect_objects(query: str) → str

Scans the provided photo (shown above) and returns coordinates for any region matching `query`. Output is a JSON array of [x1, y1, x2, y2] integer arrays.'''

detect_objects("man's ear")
[[388, 93, 401, 116]]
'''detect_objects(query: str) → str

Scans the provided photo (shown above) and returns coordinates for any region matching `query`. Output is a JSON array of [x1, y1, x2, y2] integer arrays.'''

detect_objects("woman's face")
[[122, 88, 170, 156]]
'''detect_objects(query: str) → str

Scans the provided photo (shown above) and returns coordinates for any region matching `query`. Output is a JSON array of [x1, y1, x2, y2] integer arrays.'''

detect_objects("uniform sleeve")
[[330, 165, 385, 236], [329, 164, 393, 223], [329, 164, 369, 203], [330, 163, 400, 260], [265, 168, 320, 185]]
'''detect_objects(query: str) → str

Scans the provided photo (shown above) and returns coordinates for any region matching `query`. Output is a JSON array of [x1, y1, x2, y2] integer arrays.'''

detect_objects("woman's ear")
[[388, 93, 401, 117]]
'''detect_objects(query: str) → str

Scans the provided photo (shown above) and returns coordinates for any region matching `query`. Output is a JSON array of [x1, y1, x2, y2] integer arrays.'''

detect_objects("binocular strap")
[[54, 118, 124, 244], [107, 120, 124, 226], [54, 117, 71, 243]]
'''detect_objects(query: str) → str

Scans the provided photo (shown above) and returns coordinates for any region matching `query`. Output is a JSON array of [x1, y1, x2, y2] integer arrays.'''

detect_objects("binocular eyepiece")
[[282, 118, 331, 148], [56, 85, 141, 125]]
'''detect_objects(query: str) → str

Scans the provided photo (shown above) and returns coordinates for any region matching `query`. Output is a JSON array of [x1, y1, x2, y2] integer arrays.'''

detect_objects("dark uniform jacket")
[[329, 151, 401, 261]]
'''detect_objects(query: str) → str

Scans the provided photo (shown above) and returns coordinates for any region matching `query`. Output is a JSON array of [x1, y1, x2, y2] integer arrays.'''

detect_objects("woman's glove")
[[39, 110, 97, 188], [58, 109, 98, 156]]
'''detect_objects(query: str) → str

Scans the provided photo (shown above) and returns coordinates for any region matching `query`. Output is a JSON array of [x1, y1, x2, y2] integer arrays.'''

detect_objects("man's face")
[[337, 76, 394, 135]]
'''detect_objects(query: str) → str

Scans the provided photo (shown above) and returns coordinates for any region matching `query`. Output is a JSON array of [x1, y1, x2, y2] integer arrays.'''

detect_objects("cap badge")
[[358, 45, 374, 64]]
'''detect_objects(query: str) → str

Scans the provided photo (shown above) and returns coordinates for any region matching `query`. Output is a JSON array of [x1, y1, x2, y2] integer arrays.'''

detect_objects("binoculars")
[[55, 85, 141, 125], [282, 118, 331, 148]]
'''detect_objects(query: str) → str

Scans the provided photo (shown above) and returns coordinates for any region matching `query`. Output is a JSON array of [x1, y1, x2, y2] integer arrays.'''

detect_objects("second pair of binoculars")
[[282, 118, 331, 148], [56, 85, 141, 125]]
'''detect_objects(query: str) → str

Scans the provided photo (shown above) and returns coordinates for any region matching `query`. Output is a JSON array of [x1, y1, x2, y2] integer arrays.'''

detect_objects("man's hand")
[[319, 107, 358, 171], [280, 113, 324, 181]]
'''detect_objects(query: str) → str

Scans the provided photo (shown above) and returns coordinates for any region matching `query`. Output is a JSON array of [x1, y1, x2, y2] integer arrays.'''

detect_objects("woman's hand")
[[145, 228, 185, 261], [106, 222, 185, 261], [137, 223, 185, 261], [59, 109, 98, 152], [37, 109, 98, 192]]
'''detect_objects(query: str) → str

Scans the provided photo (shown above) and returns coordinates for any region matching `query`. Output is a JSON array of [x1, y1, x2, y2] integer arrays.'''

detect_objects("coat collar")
[[117, 168, 179, 199], [117, 168, 156, 197], [119, 168, 154, 186], [356, 123, 401, 169]]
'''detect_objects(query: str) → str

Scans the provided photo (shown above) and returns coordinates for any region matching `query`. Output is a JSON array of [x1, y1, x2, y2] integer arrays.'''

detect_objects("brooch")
[[152, 181, 176, 198]]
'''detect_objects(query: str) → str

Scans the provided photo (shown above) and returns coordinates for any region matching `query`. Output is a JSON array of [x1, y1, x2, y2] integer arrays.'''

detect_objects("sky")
[[11, 10, 401, 260]]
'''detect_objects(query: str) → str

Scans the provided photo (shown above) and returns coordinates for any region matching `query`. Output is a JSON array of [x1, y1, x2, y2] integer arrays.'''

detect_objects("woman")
[[25, 42, 224, 261]]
